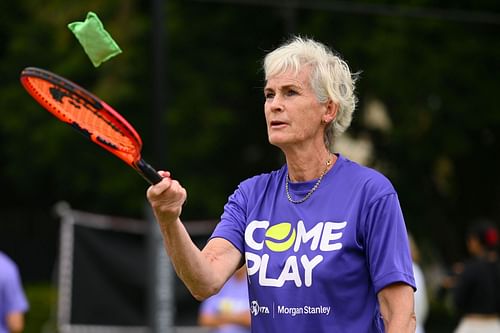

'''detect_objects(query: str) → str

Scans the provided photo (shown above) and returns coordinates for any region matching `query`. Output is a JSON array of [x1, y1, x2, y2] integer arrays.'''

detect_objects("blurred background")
[[0, 0, 499, 332]]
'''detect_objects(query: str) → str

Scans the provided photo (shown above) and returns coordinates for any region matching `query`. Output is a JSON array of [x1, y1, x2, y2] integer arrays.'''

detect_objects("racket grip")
[[135, 159, 163, 185]]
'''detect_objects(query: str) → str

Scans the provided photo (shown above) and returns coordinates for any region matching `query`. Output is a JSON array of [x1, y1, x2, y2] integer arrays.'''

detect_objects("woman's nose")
[[268, 94, 284, 111]]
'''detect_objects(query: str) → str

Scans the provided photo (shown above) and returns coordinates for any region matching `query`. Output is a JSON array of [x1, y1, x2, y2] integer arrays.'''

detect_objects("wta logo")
[[245, 220, 347, 287], [250, 300, 270, 316]]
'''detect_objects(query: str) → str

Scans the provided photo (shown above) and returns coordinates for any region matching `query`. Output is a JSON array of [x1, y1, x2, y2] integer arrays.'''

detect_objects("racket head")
[[20, 67, 143, 168]]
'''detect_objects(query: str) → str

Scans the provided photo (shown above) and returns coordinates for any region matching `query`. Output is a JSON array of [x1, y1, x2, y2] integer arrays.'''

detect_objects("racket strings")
[[30, 78, 137, 154]]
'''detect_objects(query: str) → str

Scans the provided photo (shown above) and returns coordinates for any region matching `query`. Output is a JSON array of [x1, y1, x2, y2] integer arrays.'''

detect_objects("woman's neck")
[[285, 149, 336, 182]]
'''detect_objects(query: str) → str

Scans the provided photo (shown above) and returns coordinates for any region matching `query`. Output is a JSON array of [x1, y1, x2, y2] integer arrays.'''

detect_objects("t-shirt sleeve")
[[364, 193, 416, 293], [3, 262, 29, 313], [210, 184, 248, 254]]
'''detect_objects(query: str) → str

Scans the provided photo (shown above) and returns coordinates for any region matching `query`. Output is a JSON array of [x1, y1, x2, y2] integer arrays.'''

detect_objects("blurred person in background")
[[409, 234, 429, 333], [452, 220, 500, 333], [0, 251, 29, 333], [198, 266, 250, 333]]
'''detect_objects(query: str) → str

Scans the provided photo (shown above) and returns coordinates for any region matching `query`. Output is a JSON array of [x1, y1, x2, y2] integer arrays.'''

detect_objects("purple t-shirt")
[[0, 252, 29, 333], [211, 154, 415, 333]]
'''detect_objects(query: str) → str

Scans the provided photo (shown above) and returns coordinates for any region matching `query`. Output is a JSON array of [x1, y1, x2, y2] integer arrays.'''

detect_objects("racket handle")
[[135, 159, 163, 185]]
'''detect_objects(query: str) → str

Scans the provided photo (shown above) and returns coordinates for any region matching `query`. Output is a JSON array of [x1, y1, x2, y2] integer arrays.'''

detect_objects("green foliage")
[[24, 283, 58, 333], [1, 2, 500, 331]]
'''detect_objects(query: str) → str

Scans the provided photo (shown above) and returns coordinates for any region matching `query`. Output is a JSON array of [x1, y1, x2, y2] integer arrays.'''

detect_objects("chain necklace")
[[286, 156, 332, 204]]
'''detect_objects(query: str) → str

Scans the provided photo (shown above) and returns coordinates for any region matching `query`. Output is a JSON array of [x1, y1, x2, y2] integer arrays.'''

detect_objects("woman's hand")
[[146, 170, 187, 226]]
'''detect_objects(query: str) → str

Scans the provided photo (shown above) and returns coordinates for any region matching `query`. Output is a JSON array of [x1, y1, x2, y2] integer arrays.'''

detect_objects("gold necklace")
[[286, 156, 332, 204]]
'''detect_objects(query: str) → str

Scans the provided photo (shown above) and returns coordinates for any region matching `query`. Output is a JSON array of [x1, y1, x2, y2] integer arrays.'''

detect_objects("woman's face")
[[263, 66, 333, 151]]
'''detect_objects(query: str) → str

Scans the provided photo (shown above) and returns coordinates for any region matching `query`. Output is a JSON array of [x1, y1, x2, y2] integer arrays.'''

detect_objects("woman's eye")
[[265, 92, 274, 99], [286, 89, 297, 96]]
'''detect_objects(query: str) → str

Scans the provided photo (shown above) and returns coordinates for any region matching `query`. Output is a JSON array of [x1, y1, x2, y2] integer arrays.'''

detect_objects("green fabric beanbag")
[[68, 12, 122, 67]]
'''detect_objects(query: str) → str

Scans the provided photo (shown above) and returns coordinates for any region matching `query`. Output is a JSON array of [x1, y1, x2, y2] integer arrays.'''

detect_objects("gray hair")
[[263, 36, 358, 152]]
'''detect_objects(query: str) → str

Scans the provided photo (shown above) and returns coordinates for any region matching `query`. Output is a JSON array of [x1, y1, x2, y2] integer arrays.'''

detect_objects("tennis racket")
[[20, 67, 162, 185]]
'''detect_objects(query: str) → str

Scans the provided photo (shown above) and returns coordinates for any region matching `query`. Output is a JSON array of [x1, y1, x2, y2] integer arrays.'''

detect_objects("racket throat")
[[134, 159, 162, 185]]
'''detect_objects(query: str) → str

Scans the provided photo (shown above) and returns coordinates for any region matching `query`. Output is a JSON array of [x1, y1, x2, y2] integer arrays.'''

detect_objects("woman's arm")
[[6, 311, 25, 333], [378, 282, 416, 333], [147, 172, 242, 301]]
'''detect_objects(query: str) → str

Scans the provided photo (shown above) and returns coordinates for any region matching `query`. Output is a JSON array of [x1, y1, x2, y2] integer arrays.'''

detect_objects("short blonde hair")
[[263, 36, 358, 151]]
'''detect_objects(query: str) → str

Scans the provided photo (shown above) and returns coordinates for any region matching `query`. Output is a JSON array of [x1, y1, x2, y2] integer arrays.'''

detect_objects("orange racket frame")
[[20, 67, 162, 184]]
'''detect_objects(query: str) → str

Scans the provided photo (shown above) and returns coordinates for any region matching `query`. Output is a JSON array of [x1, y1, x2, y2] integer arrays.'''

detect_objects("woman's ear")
[[322, 99, 338, 124]]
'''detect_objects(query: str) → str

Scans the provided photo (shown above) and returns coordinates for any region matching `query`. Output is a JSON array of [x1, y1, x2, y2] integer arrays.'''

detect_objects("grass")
[[24, 282, 58, 333]]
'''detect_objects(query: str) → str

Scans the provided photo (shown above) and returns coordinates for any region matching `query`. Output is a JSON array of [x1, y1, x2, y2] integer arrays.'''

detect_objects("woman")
[[147, 36, 416, 332], [409, 234, 429, 333], [453, 221, 500, 333]]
